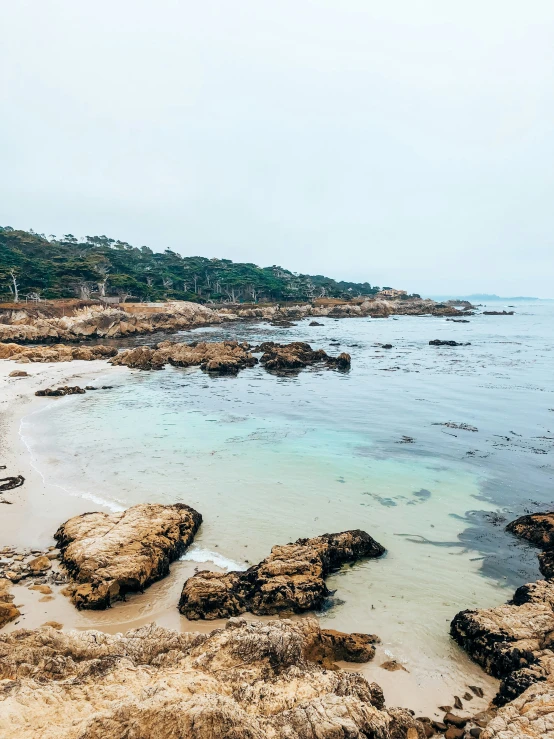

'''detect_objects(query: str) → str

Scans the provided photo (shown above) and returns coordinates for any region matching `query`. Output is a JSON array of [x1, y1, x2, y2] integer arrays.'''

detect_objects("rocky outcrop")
[[451, 509, 554, 731], [179, 530, 385, 620], [256, 341, 351, 372], [0, 301, 223, 343], [0, 342, 117, 362], [451, 578, 554, 705], [0, 298, 460, 345], [109, 340, 258, 373], [480, 680, 554, 738], [55, 503, 202, 609], [429, 340, 471, 347], [507, 512, 554, 579], [0, 617, 425, 739], [35, 385, 86, 396]]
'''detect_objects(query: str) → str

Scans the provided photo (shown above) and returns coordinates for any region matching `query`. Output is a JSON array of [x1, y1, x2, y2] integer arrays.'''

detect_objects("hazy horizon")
[[1, 2, 553, 297]]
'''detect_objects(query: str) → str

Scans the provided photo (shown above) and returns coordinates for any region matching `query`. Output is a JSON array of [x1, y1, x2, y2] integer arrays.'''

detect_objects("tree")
[[9, 269, 19, 301]]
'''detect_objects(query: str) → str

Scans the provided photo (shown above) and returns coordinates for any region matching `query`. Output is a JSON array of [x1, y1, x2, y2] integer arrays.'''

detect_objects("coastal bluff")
[[55, 503, 202, 609]]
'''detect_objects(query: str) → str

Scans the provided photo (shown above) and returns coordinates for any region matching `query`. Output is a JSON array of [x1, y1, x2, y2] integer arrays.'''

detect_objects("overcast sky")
[[1, 1, 553, 296]]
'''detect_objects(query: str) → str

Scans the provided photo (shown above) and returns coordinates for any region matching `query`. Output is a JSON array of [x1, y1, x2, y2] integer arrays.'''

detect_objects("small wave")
[[180, 546, 247, 571], [78, 492, 125, 512]]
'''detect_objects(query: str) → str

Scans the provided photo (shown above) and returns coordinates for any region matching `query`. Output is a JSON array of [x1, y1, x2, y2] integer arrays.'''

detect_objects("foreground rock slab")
[[179, 530, 385, 619], [55, 503, 202, 609], [0, 618, 425, 739]]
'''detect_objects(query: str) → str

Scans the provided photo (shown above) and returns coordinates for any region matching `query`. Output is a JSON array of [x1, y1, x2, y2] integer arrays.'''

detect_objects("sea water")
[[24, 301, 554, 704]]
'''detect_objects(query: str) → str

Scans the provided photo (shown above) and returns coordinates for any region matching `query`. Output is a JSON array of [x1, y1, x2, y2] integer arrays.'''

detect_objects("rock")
[[30, 585, 52, 594], [451, 575, 554, 706], [0, 617, 426, 739], [41, 621, 63, 629], [35, 385, 86, 396], [453, 696, 463, 709], [469, 686, 484, 698], [444, 728, 464, 739], [256, 341, 351, 373], [506, 512, 554, 578], [439, 706, 452, 713], [28, 556, 52, 574], [443, 713, 467, 728], [55, 503, 202, 609], [446, 319, 470, 323], [381, 660, 408, 672], [483, 311, 514, 315], [463, 692, 473, 701], [0, 342, 117, 362], [0, 579, 20, 628], [309, 320, 323, 326], [429, 340, 471, 347], [179, 530, 385, 619], [110, 341, 258, 374], [382, 344, 393, 349], [312, 629, 380, 663], [8, 370, 29, 377], [432, 721, 447, 732], [469, 729, 482, 738]]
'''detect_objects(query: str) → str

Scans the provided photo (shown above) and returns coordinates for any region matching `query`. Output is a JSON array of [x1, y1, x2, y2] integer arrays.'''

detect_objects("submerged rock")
[[429, 340, 471, 347], [179, 529, 385, 620], [55, 503, 202, 609], [0, 617, 425, 739], [483, 311, 514, 316]]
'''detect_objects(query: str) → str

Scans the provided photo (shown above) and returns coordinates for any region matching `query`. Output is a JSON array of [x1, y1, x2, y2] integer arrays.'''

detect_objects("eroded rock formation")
[[0, 298, 460, 344], [55, 503, 202, 609], [0, 342, 117, 362], [109, 340, 258, 373], [179, 530, 385, 620], [451, 511, 554, 737], [0, 618, 425, 739]]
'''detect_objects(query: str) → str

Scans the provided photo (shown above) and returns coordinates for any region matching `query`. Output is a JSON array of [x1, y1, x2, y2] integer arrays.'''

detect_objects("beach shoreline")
[[0, 357, 500, 718]]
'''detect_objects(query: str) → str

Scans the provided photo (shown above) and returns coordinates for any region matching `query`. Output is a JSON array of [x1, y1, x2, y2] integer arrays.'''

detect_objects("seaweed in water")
[[0, 466, 25, 493]]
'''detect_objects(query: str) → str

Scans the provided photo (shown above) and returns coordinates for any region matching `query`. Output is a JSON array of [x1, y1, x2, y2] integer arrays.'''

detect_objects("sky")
[[1, 1, 553, 297]]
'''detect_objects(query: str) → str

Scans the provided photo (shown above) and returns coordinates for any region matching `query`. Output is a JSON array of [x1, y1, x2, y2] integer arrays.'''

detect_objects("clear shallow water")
[[24, 301, 554, 697]]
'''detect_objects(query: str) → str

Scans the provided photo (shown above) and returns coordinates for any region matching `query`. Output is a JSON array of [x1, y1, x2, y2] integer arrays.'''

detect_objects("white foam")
[[180, 546, 248, 571]]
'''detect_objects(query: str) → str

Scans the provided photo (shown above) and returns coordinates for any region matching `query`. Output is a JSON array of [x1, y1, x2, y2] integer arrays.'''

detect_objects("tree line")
[[0, 226, 384, 304]]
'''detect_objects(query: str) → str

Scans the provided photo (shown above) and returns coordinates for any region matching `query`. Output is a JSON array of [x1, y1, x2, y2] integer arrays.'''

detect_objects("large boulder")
[[179, 530, 385, 620], [0, 618, 425, 739], [55, 503, 202, 609]]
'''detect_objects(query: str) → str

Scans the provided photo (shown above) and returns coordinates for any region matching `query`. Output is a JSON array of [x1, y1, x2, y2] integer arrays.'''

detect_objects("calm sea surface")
[[25, 300, 554, 696]]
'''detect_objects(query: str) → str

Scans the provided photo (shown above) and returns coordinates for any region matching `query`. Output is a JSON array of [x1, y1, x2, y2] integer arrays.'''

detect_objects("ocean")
[[22, 300, 554, 706]]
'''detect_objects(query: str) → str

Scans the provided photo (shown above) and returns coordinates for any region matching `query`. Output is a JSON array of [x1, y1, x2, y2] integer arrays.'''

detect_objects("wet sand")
[[0, 357, 499, 718]]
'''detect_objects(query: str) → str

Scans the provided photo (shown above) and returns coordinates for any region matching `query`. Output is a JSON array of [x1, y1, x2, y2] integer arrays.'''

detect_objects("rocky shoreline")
[[451, 510, 554, 737], [0, 297, 463, 344]]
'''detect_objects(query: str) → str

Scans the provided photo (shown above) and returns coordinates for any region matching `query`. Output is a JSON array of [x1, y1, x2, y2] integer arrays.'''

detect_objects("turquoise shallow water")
[[24, 300, 554, 698]]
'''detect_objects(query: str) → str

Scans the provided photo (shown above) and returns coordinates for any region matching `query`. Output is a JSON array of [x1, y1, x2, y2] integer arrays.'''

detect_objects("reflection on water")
[[23, 301, 554, 710]]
